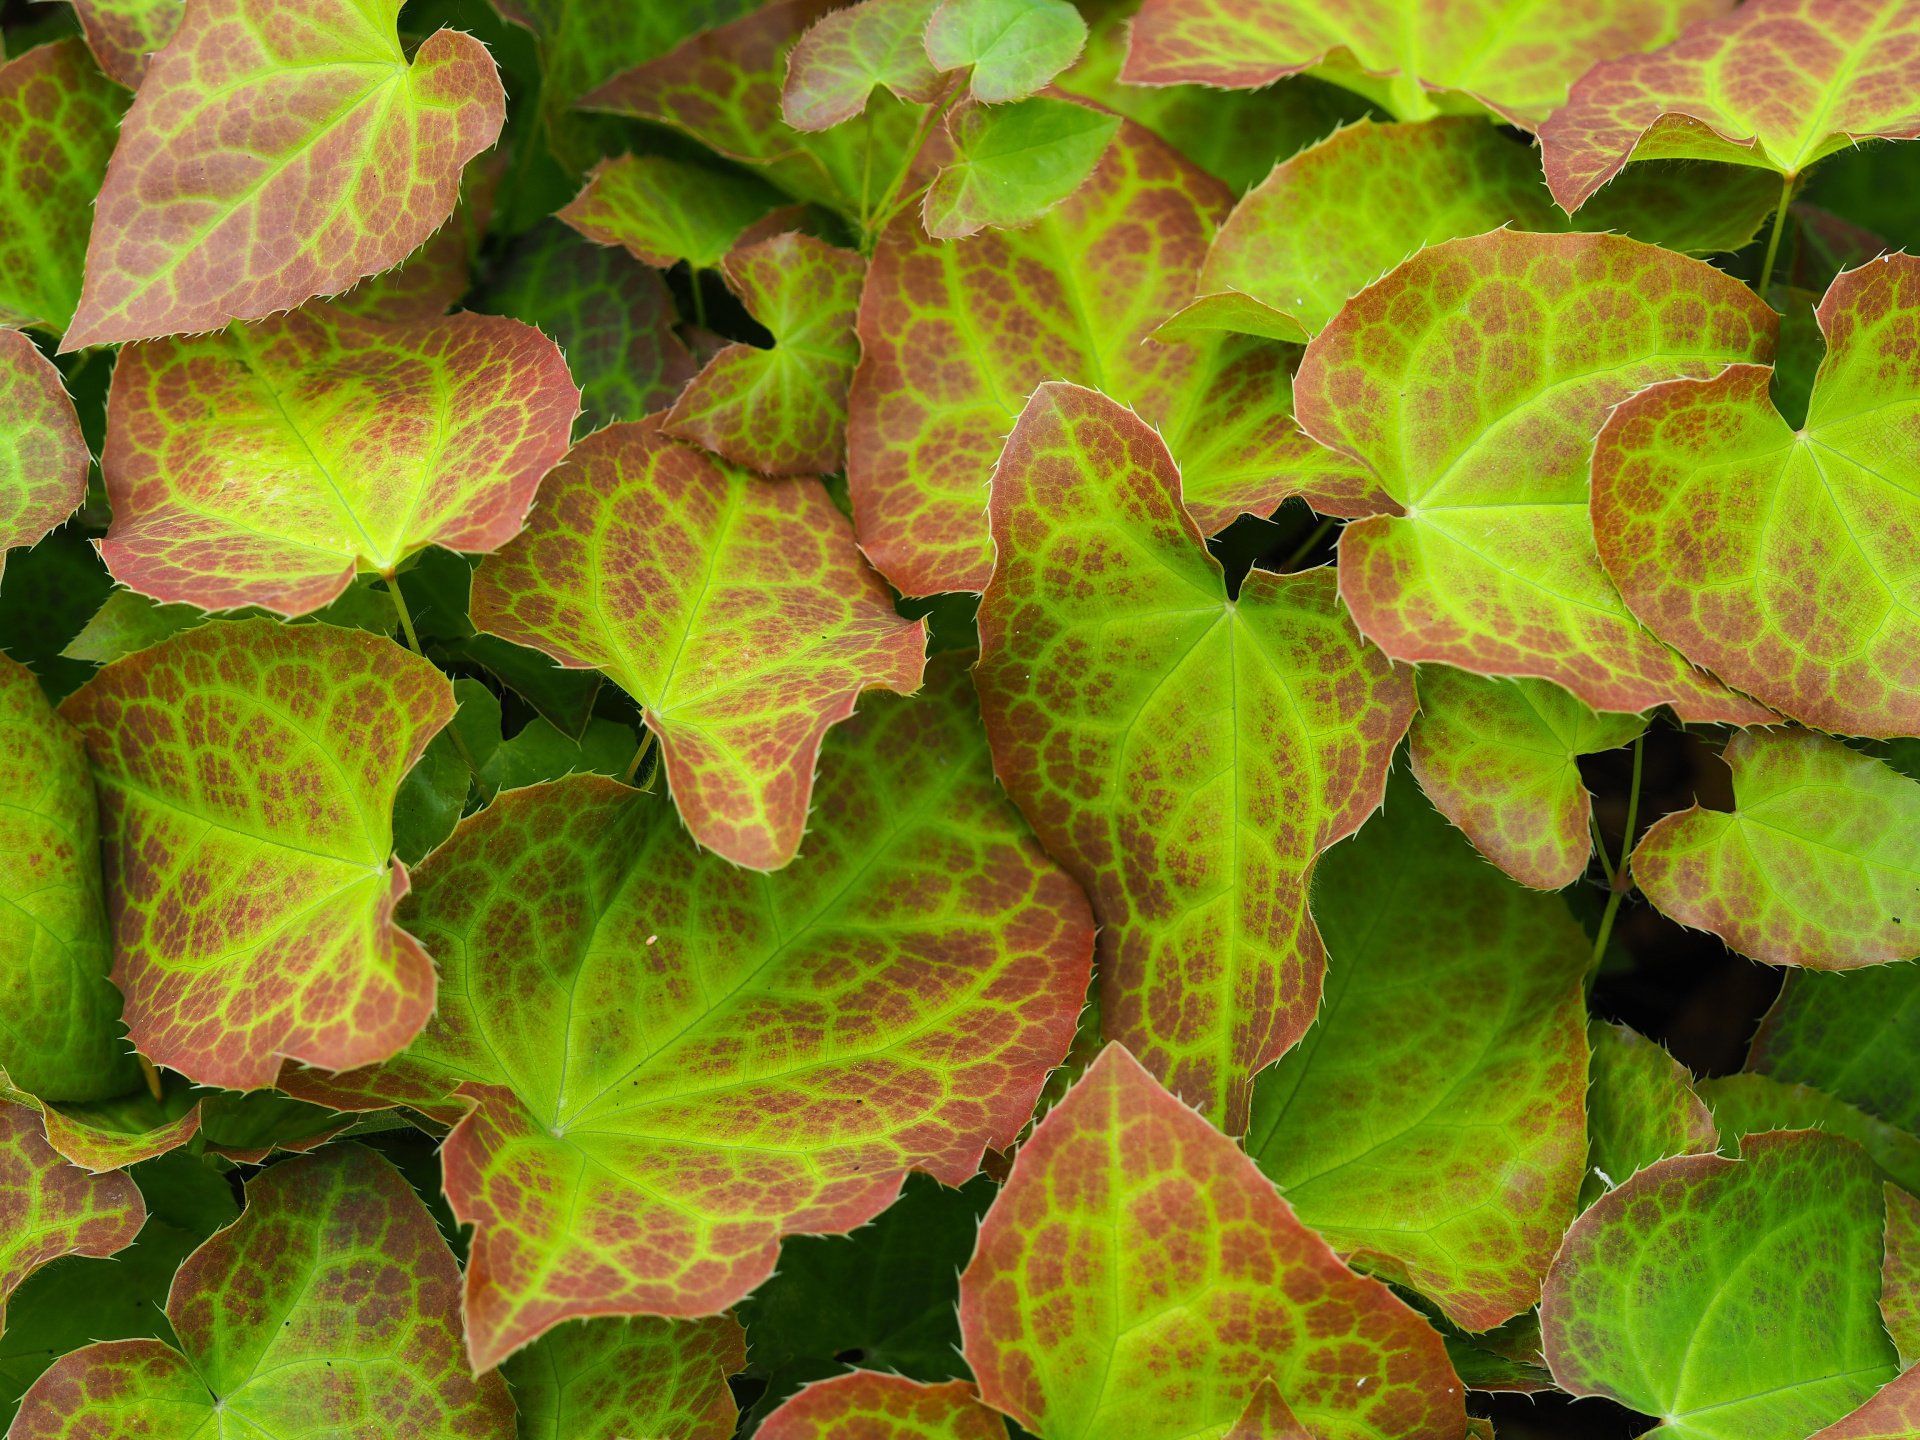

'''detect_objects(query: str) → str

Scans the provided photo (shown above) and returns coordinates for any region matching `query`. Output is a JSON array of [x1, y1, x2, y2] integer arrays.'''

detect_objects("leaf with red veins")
[[99, 303, 577, 617], [1539, 0, 1920, 211], [1593, 254, 1920, 739], [1810, 1370, 1920, 1440], [975, 383, 1413, 1131], [664, 233, 865, 476], [472, 421, 924, 871], [1, 334, 88, 577], [1630, 728, 1920, 970], [68, 0, 182, 87], [959, 1045, 1467, 1440], [1121, 0, 1721, 128], [1293, 229, 1777, 722], [298, 655, 1090, 1369], [758, 1373, 1009, 1440], [851, 119, 1382, 596], [0, 39, 126, 334], [58, 620, 454, 1090], [0, 1101, 143, 1328], [1410, 666, 1647, 891], [506, 1316, 747, 1440], [558, 154, 783, 273], [62, 0, 505, 350], [9, 1146, 515, 1439], [782, 0, 943, 130]]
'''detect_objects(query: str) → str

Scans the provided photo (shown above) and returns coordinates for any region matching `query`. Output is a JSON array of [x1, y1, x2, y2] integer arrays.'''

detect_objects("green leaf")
[[0, 333, 87, 579], [0, 39, 124, 332], [923, 96, 1119, 239], [759, 1373, 1008, 1439], [1542, 1130, 1899, 1439], [557, 153, 784, 271], [782, 0, 943, 130], [1699, 1072, 1920, 1197], [958, 1045, 1468, 1440], [8, 1145, 515, 1438], [64, 0, 507, 349], [1750, 964, 1920, 1133], [300, 656, 1091, 1368], [0, 1101, 143, 1329], [62, 581, 398, 666], [1581, 1019, 1717, 1208], [1245, 773, 1590, 1329], [505, 1315, 746, 1440], [1294, 229, 1777, 721], [975, 383, 1413, 1130], [472, 422, 925, 870], [99, 302, 579, 616], [391, 678, 494, 865], [925, 0, 1087, 103], [477, 715, 635, 797], [1409, 665, 1646, 891], [1630, 728, 1920, 970], [1884, 1186, 1920, 1367], [59, 620, 454, 1089], [1593, 254, 1920, 738], [1540, 0, 1920, 211], [1123, 0, 1715, 126], [0, 655, 136, 1103]]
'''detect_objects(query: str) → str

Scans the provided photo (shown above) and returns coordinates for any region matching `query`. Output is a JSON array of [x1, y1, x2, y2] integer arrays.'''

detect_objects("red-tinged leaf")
[[0, 1101, 142, 1328], [1122, 0, 1720, 127], [0, 334, 87, 577], [98, 303, 577, 617], [664, 232, 864, 475], [63, 0, 506, 350], [782, 0, 944, 130], [328, 155, 503, 325], [958, 1045, 1468, 1440], [506, 1316, 747, 1440], [1882, 1185, 1920, 1366], [1540, 0, 1920, 211], [297, 656, 1090, 1368], [851, 120, 1382, 596], [1593, 254, 1920, 738], [758, 1373, 1009, 1440], [1225, 1378, 1314, 1440], [1809, 1371, 1920, 1440], [1631, 729, 1920, 970], [1294, 229, 1777, 722], [976, 383, 1413, 1131], [0, 40, 125, 333], [9, 1146, 515, 1438], [1, 1087, 201, 1174], [471, 422, 925, 871], [58, 620, 454, 1090], [68, 0, 182, 87], [558, 154, 784, 272]]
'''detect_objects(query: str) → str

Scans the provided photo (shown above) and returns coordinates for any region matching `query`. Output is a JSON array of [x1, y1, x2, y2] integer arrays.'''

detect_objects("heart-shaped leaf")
[[959, 1044, 1468, 1440], [925, 0, 1087, 102], [558, 154, 784, 271], [1543, 1130, 1899, 1439], [783, 0, 943, 130], [1582, 1019, 1716, 1206], [1539, 0, 1920, 211], [1245, 773, 1591, 1329], [471, 421, 926, 870], [1410, 665, 1647, 891], [0, 1102, 142, 1329], [59, 620, 454, 1090], [976, 383, 1413, 1130], [296, 657, 1091, 1369], [9, 1145, 515, 1439], [1294, 229, 1777, 721], [65, 0, 506, 350], [1750, 964, 1920, 1133], [505, 1316, 746, 1440], [100, 303, 579, 616], [1, 334, 87, 583], [1630, 728, 1920, 970], [1593, 254, 1920, 738], [923, 96, 1119, 238], [759, 1373, 1008, 1439]]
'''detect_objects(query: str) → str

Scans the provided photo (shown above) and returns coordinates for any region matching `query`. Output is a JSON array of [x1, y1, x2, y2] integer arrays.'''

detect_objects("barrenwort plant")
[[1, 0, 1917, 1435]]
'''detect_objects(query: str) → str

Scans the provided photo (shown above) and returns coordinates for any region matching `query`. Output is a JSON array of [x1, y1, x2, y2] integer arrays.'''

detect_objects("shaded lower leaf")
[[0, 333, 87, 578], [504, 1315, 746, 1440], [1581, 1019, 1716, 1208], [1749, 964, 1920, 1133], [1699, 1073, 1920, 1197]]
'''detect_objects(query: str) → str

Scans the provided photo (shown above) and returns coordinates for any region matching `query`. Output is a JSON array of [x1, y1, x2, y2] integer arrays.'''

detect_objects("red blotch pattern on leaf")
[[758, 1372, 1009, 1440], [0, 331, 88, 570], [0, 1101, 143, 1326]]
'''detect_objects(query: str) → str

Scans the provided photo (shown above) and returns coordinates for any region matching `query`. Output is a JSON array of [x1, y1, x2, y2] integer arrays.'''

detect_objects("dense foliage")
[[2, 0, 1919, 1436]]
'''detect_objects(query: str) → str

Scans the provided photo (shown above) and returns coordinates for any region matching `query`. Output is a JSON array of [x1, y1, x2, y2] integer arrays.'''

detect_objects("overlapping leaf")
[[67, 0, 183, 87], [64, 0, 506, 349], [1410, 666, 1647, 891], [1581, 1020, 1716, 1204], [1749, 964, 1920, 1131], [1594, 254, 1920, 737], [1700, 1072, 1920, 1195], [0, 334, 87, 580], [958, 1044, 1467, 1440], [1630, 728, 1920, 969], [1294, 229, 1777, 720], [295, 658, 1091, 1368], [852, 118, 1380, 595], [759, 1373, 1008, 1440], [923, 96, 1120, 239], [8, 1145, 515, 1438], [1810, 1371, 1920, 1440], [925, 0, 1087, 102], [1122, 0, 1721, 126], [0, 1103, 142, 1329], [1884, 1186, 1920, 1364], [59, 620, 453, 1089], [558, 154, 783, 272], [100, 302, 578, 616], [976, 383, 1413, 1131], [1543, 1130, 1899, 1438], [471, 421, 925, 870], [1244, 775, 1591, 1329], [504, 1316, 746, 1440], [782, 0, 943, 130], [1539, 0, 1920, 211]]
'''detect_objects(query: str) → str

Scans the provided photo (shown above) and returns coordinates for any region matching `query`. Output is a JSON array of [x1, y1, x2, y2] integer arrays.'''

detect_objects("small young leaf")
[[1749, 964, 1920, 1132], [505, 1316, 746, 1440], [1630, 729, 1920, 970], [782, 0, 943, 130], [558, 154, 783, 271], [923, 96, 1119, 238], [1581, 1019, 1716, 1207], [758, 1373, 1008, 1440], [958, 1045, 1468, 1439], [924, 0, 1087, 103], [0, 1102, 142, 1329], [0, 335, 88, 589]]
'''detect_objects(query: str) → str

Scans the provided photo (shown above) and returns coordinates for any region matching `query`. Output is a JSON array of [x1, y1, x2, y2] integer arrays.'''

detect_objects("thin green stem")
[[1589, 811, 1616, 887], [1757, 173, 1794, 304], [1278, 514, 1337, 572], [689, 268, 708, 332], [624, 727, 657, 786], [386, 574, 423, 655], [863, 77, 963, 249], [1590, 733, 1646, 969]]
